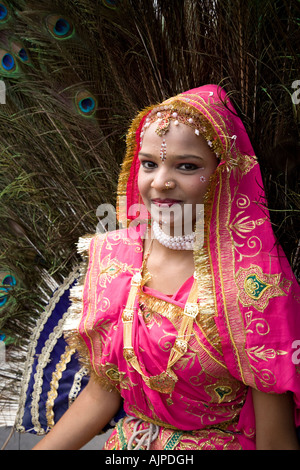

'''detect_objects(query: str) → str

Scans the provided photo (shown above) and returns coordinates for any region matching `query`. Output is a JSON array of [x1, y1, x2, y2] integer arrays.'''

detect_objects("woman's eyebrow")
[[138, 152, 204, 161], [138, 152, 153, 158], [179, 154, 204, 161]]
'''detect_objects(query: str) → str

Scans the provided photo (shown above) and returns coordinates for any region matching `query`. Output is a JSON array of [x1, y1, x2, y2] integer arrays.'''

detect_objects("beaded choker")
[[152, 221, 195, 251]]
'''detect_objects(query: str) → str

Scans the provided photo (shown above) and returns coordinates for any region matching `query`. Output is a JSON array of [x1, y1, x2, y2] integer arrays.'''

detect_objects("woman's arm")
[[32, 378, 121, 450], [252, 388, 300, 450]]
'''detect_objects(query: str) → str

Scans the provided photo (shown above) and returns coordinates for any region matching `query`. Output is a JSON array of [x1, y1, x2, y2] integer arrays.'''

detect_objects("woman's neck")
[[143, 236, 195, 295]]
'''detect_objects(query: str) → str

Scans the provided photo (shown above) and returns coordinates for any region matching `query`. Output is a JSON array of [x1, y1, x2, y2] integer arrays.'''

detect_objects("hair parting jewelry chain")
[[139, 104, 228, 162], [160, 138, 167, 163]]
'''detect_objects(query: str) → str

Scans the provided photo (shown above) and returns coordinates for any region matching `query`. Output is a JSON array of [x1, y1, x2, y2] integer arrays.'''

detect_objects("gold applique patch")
[[236, 265, 290, 312], [244, 274, 271, 300], [204, 380, 243, 404], [98, 254, 136, 288], [214, 386, 233, 403], [105, 367, 121, 382]]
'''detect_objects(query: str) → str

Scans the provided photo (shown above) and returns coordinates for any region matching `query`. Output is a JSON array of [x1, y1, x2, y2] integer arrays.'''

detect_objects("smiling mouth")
[[151, 199, 183, 208]]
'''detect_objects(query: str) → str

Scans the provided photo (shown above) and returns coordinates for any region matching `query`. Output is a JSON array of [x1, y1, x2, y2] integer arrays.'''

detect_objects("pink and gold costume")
[[67, 85, 300, 450]]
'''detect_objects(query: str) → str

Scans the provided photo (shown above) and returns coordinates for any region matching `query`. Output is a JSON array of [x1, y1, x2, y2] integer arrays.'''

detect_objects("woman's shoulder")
[[77, 226, 145, 256]]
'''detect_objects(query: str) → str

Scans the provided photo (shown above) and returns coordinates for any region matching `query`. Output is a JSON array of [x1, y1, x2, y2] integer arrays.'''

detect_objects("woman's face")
[[138, 121, 218, 234]]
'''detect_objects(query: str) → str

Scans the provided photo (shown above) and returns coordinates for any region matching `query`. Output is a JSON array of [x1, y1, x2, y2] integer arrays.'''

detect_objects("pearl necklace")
[[152, 221, 195, 250]]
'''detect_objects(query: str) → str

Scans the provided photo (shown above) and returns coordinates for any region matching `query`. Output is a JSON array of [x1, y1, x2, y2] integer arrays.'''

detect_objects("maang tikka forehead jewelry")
[[160, 138, 167, 163], [140, 105, 224, 161]]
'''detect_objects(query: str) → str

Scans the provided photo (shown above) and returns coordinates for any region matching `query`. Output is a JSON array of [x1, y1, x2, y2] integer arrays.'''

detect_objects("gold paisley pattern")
[[236, 265, 290, 312]]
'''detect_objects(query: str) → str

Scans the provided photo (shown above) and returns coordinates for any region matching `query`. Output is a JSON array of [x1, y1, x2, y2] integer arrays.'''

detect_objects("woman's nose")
[[151, 168, 174, 191]]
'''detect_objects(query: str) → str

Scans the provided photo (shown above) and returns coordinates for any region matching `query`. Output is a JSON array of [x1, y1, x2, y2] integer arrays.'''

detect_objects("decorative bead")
[[195, 129, 200, 136], [152, 221, 195, 251]]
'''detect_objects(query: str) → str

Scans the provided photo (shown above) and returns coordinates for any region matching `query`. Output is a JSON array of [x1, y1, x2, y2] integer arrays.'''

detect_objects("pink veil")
[[117, 84, 300, 434]]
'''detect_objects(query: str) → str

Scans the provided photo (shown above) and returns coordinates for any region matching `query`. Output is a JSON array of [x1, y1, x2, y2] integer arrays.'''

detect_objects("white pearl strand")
[[152, 221, 195, 251]]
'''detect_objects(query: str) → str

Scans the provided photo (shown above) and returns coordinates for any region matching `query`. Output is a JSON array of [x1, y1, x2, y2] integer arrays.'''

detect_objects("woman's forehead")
[[140, 121, 215, 157]]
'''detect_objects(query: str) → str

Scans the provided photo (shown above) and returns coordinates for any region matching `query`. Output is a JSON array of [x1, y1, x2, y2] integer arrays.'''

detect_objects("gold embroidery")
[[235, 153, 257, 175], [209, 165, 256, 386], [105, 230, 143, 251], [250, 365, 276, 388], [205, 378, 245, 404], [15, 267, 79, 434], [46, 344, 75, 429], [230, 210, 267, 241], [139, 290, 183, 325], [98, 254, 136, 288], [128, 404, 178, 430], [139, 287, 225, 375], [147, 369, 178, 394], [105, 367, 121, 382], [123, 277, 199, 394], [214, 386, 232, 402], [107, 415, 242, 450], [245, 310, 270, 336], [246, 345, 287, 363], [244, 275, 272, 300], [236, 265, 289, 312], [229, 194, 266, 262], [175, 351, 197, 372]]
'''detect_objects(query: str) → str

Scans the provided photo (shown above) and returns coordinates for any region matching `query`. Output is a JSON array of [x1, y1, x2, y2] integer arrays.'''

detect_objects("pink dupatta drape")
[[69, 85, 300, 450]]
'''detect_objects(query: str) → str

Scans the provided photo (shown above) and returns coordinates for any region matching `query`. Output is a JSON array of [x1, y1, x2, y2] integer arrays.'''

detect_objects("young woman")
[[33, 84, 300, 450]]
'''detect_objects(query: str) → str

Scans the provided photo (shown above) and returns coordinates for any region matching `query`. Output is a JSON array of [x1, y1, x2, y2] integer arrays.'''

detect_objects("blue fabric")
[[18, 277, 124, 434]]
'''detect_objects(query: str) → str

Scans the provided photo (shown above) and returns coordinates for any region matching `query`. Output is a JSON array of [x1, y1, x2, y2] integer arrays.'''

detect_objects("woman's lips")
[[151, 198, 182, 208]]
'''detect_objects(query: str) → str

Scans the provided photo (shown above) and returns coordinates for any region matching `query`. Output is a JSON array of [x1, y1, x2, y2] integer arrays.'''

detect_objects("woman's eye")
[[178, 163, 200, 171], [141, 161, 157, 169]]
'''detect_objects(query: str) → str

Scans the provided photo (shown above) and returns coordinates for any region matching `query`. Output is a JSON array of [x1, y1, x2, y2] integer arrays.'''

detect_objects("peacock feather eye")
[[10, 41, 31, 64], [0, 288, 7, 307], [0, 49, 16, 73], [2, 53, 14, 70], [46, 14, 74, 39], [75, 90, 97, 117], [2, 275, 16, 286], [18, 48, 28, 62], [0, 3, 8, 23], [102, 0, 120, 9], [79, 98, 96, 114], [0, 272, 16, 308]]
